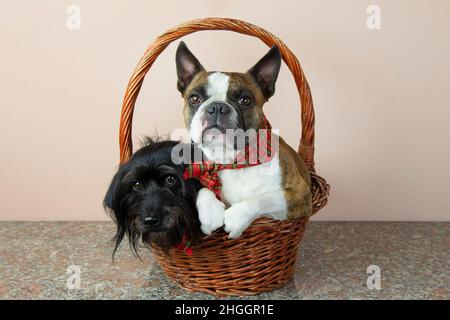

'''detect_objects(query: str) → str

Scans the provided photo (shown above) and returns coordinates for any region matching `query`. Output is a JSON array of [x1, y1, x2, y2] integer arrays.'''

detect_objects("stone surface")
[[0, 222, 448, 299]]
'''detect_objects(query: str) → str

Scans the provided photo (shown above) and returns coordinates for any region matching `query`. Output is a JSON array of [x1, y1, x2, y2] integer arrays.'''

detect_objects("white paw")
[[196, 188, 225, 235], [223, 203, 254, 239]]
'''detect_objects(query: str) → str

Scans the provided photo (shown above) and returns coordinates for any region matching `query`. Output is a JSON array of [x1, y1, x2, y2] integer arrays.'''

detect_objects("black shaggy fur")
[[104, 138, 202, 257]]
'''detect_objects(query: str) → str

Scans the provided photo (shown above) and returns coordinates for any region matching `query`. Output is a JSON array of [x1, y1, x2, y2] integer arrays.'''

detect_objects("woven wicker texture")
[[118, 17, 330, 296]]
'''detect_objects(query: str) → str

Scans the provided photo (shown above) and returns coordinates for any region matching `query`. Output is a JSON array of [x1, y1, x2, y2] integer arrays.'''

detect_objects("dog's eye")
[[132, 181, 143, 191], [164, 175, 177, 185], [189, 94, 202, 106], [238, 95, 252, 106]]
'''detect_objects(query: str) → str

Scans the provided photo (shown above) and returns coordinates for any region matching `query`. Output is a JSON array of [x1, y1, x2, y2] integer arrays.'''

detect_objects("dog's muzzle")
[[202, 101, 244, 134], [206, 101, 232, 116]]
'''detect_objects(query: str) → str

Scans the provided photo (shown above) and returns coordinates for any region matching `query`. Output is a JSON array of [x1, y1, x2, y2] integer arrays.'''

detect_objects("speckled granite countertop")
[[0, 222, 448, 299]]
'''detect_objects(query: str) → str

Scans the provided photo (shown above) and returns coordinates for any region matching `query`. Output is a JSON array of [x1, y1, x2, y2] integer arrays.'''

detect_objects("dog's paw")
[[223, 203, 254, 239], [196, 188, 225, 235]]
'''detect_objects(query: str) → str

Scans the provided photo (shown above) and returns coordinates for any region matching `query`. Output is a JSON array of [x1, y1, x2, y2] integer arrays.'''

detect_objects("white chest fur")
[[196, 152, 289, 239], [218, 154, 288, 219]]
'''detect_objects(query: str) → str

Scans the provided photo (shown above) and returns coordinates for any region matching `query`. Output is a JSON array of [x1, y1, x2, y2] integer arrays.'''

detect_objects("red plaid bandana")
[[174, 234, 193, 256], [183, 116, 273, 201]]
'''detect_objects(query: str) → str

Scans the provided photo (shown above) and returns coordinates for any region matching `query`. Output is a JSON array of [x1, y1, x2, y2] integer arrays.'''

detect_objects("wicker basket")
[[118, 17, 330, 296]]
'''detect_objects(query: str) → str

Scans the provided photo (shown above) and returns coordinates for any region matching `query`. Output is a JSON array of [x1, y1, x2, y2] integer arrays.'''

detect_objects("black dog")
[[104, 138, 202, 256]]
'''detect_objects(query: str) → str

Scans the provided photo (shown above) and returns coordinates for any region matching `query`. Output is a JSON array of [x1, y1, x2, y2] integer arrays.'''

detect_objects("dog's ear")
[[104, 165, 128, 256], [104, 166, 124, 212], [176, 41, 205, 94], [247, 45, 281, 100]]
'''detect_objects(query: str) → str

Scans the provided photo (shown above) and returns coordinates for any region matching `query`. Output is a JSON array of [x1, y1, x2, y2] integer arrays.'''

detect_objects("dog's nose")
[[207, 102, 231, 115], [143, 216, 160, 226], [207, 104, 216, 114], [219, 104, 231, 114]]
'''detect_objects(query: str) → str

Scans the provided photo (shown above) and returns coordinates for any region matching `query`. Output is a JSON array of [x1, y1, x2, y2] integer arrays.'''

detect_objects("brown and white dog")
[[175, 41, 312, 238]]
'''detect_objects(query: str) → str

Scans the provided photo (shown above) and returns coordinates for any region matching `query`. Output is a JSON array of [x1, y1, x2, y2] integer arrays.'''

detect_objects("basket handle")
[[119, 17, 316, 170]]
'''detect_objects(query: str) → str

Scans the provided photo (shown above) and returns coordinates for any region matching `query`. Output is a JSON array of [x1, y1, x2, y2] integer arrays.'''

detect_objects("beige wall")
[[1, 0, 449, 221]]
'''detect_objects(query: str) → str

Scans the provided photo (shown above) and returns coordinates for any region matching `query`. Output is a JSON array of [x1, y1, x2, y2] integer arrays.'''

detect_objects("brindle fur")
[[278, 136, 312, 218]]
